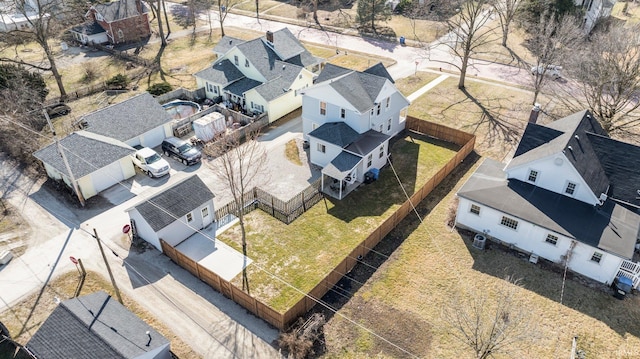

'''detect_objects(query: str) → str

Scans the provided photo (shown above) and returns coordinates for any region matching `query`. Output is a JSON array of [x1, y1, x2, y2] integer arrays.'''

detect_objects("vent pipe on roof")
[[574, 134, 580, 140], [567, 145, 573, 151]]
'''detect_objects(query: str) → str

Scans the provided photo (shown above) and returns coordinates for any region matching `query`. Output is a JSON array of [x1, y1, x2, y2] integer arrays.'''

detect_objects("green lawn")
[[217, 134, 459, 311]]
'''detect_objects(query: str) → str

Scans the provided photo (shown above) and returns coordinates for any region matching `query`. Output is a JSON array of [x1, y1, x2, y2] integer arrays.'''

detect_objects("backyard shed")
[[193, 112, 227, 142]]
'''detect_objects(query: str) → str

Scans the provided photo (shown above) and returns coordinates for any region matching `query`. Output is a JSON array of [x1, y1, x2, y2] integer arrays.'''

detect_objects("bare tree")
[[436, 0, 496, 89], [491, 0, 523, 47], [526, 11, 582, 104], [0, 0, 71, 100], [561, 24, 640, 135], [216, 0, 243, 37], [444, 276, 537, 359], [204, 129, 267, 293], [147, 0, 169, 47]]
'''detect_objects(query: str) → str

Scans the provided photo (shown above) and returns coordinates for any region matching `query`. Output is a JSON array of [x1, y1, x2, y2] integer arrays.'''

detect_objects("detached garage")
[[34, 131, 136, 200], [79, 92, 173, 148]]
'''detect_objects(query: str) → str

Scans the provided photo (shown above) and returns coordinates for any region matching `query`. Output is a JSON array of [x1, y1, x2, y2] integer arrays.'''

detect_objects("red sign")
[[123, 224, 131, 234], [69, 256, 78, 265]]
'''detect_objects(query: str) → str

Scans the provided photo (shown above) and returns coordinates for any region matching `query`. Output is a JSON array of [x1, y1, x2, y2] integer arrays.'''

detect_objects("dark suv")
[[161, 136, 202, 165]]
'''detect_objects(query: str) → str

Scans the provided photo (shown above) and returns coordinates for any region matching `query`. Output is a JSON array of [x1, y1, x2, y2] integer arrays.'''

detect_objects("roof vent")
[[567, 145, 573, 151], [282, 64, 286, 70], [574, 135, 580, 140], [229, 40, 232, 45]]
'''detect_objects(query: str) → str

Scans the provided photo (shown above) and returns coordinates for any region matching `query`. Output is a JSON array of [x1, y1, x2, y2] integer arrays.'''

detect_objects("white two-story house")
[[300, 63, 410, 199], [456, 110, 640, 287], [194, 28, 323, 122]]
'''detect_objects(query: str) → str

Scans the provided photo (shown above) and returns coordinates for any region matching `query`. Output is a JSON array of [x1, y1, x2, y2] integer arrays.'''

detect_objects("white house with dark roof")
[[33, 131, 136, 200], [456, 110, 640, 287], [26, 291, 171, 359], [300, 63, 410, 199], [194, 28, 323, 122], [126, 175, 215, 251], [79, 92, 174, 148]]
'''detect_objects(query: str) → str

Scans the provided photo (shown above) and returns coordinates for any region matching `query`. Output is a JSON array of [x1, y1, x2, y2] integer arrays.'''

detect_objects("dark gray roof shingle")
[[252, 61, 301, 101], [33, 131, 134, 179], [93, 0, 148, 22], [72, 22, 106, 35], [309, 122, 360, 147], [213, 35, 245, 55], [224, 77, 262, 96], [363, 62, 394, 83], [345, 130, 390, 156], [81, 92, 172, 143], [458, 159, 639, 259], [267, 27, 305, 60], [314, 63, 352, 83], [133, 175, 214, 231], [26, 291, 169, 359], [323, 151, 362, 179], [194, 59, 244, 86]]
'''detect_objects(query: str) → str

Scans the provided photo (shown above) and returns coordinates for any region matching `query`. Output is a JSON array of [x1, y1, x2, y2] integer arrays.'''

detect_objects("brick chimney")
[[266, 31, 274, 45]]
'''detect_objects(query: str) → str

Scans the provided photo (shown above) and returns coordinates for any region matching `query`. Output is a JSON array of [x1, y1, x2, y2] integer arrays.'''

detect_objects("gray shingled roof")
[[267, 27, 305, 61], [309, 122, 360, 147], [285, 50, 323, 69], [26, 291, 169, 359], [81, 92, 172, 143], [72, 21, 106, 35], [194, 59, 244, 86], [33, 131, 134, 179], [252, 61, 301, 101], [213, 35, 245, 55], [458, 159, 639, 259], [224, 77, 262, 96], [323, 151, 362, 179], [133, 175, 214, 232], [93, 0, 148, 22], [363, 62, 394, 83], [507, 110, 610, 198], [345, 130, 390, 156], [314, 63, 352, 83]]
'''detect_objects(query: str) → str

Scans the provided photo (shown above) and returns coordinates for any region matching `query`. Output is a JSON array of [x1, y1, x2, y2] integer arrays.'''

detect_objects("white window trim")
[[317, 143, 326, 153], [500, 216, 519, 230], [186, 212, 193, 223], [470, 204, 481, 216], [590, 251, 603, 264], [545, 233, 558, 246], [527, 169, 538, 183], [564, 181, 578, 196]]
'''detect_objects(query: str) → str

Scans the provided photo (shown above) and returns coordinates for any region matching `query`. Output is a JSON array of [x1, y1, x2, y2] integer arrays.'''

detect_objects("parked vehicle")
[[45, 103, 71, 118], [131, 147, 170, 178], [161, 136, 202, 165], [612, 275, 633, 300], [530, 65, 562, 80]]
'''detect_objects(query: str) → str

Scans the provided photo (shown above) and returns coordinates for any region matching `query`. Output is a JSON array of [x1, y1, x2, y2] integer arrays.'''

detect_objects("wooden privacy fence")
[[163, 118, 475, 330]]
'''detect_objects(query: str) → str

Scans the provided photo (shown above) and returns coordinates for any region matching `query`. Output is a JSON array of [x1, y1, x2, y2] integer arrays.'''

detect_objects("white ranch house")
[[456, 110, 640, 287]]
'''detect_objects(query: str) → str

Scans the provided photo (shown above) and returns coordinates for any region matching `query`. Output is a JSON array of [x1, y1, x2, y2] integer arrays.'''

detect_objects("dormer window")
[[528, 170, 538, 183], [565, 182, 577, 196]]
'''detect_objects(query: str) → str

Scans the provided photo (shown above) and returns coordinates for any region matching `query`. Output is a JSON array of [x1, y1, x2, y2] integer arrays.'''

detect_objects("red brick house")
[[85, 0, 151, 45]]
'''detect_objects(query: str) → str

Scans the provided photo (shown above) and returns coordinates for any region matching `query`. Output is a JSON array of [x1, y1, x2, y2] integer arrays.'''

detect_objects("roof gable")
[[81, 92, 172, 142], [213, 35, 245, 55], [132, 175, 214, 231], [194, 59, 244, 86], [33, 131, 134, 179], [309, 122, 360, 147], [26, 291, 168, 359], [363, 62, 394, 83]]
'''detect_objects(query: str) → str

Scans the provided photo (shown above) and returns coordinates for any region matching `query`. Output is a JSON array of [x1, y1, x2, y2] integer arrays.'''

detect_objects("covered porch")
[[321, 151, 362, 200]]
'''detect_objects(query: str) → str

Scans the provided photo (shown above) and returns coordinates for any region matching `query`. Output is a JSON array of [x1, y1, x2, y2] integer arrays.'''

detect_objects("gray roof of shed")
[[309, 122, 360, 147], [507, 110, 610, 199], [194, 59, 244, 86], [132, 175, 214, 231], [93, 0, 148, 22], [26, 291, 169, 359], [458, 158, 639, 259], [323, 151, 362, 179], [345, 130, 390, 156], [33, 131, 134, 179], [81, 92, 172, 142]]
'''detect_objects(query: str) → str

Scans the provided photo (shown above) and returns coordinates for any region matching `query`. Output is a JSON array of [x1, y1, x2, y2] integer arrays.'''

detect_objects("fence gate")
[[616, 259, 640, 288]]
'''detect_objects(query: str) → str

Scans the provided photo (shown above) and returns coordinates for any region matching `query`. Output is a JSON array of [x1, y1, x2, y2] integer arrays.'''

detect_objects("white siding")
[[456, 197, 623, 285], [156, 200, 214, 247], [135, 343, 171, 359], [309, 138, 342, 167], [128, 210, 161, 251], [506, 153, 600, 205]]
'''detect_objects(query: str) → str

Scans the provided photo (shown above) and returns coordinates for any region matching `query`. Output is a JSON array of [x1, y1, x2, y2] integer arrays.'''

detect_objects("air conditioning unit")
[[529, 253, 539, 264]]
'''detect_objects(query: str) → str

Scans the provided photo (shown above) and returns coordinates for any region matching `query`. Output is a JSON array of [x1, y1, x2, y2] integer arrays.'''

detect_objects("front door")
[[201, 205, 212, 227]]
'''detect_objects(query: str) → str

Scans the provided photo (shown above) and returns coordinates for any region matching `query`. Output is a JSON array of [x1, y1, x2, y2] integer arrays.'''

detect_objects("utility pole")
[[93, 228, 123, 304], [44, 110, 85, 207]]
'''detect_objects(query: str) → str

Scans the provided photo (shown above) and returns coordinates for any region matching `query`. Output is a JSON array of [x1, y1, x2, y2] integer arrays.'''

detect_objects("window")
[[528, 170, 538, 183], [202, 207, 209, 218], [320, 101, 326, 115], [370, 108, 374, 116], [234, 55, 239, 66], [317, 143, 326, 153], [312, 122, 318, 130], [379, 145, 384, 158], [377, 103, 381, 115], [186, 212, 193, 222], [117, 29, 124, 40], [340, 108, 345, 119], [379, 124, 383, 132], [367, 154, 372, 167], [470, 204, 481, 215], [565, 182, 577, 195], [386, 97, 390, 109], [213, 86, 218, 94], [545, 234, 558, 246], [500, 216, 518, 230], [387, 118, 392, 132], [250, 101, 254, 109], [591, 251, 603, 263], [245, 58, 249, 67]]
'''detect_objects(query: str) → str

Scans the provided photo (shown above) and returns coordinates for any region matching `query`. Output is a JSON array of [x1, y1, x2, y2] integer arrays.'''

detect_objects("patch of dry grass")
[[385, 15, 446, 43], [394, 71, 441, 96], [0, 270, 200, 358], [285, 139, 302, 166]]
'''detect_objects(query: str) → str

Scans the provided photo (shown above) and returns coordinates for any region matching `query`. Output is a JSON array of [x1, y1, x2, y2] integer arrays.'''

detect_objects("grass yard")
[[0, 271, 200, 359], [394, 71, 441, 96], [235, 0, 282, 13], [469, 19, 535, 66], [217, 134, 459, 311], [401, 76, 555, 159], [322, 157, 640, 358]]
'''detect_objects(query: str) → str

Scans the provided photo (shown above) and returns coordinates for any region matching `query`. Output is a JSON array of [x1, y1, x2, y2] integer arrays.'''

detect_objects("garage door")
[[139, 127, 167, 148], [91, 160, 125, 193]]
